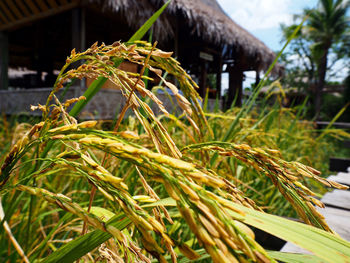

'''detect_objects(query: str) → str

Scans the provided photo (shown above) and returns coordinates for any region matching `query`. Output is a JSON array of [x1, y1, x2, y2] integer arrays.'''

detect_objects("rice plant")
[[175, 93, 350, 218], [0, 37, 350, 263]]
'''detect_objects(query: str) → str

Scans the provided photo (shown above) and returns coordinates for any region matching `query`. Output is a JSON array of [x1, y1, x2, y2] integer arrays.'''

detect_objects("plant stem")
[[0, 198, 30, 263], [113, 41, 157, 133], [82, 42, 157, 238]]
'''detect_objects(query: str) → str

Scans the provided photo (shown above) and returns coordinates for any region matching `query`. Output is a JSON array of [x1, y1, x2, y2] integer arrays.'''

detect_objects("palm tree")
[[305, 0, 349, 119]]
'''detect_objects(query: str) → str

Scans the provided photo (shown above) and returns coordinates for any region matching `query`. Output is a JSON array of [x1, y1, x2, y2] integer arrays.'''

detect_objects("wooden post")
[[255, 70, 260, 88], [199, 61, 208, 98], [0, 32, 8, 90], [216, 55, 222, 99], [226, 65, 243, 109], [173, 17, 179, 87], [174, 17, 179, 58], [34, 24, 45, 87], [72, 8, 86, 94], [72, 8, 86, 52]]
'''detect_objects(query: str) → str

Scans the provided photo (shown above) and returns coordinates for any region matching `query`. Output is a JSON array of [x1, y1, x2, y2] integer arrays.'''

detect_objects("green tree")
[[281, 0, 350, 119]]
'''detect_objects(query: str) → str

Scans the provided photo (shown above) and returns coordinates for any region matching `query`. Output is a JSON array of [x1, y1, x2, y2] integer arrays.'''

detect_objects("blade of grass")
[[29, 213, 73, 261], [152, 249, 326, 263], [286, 95, 309, 136], [267, 251, 327, 263], [317, 102, 350, 141], [0, 198, 30, 263], [143, 197, 347, 263], [222, 16, 307, 142], [42, 214, 131, 263], [143, 28, 153, 90], [209, 16, 307, 167], [41, 198, 175, 263], [226, 201, 350, 263]]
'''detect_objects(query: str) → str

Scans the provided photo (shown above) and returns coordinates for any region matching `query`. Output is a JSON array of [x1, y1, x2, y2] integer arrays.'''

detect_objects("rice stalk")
[[182, 141, 347, 232], [0, 40, 349, 263]]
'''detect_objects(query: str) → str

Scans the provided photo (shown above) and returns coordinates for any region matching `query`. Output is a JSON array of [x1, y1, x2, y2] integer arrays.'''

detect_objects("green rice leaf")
[[89, 206, 115, 222], [128, 0, 171, 43], [267, 251, 327, 263], [141, 197, 176, 208], [219, 16, 306, 145], [41, 214, 131, 263], [41, 198, 175, 263], [226, 201, 350, 263]]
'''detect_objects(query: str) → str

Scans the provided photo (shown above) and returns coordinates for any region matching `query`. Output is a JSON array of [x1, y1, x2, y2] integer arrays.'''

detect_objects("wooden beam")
[[35, 0, 49, 12], [9, 43, 33, 53], [15, 0, 31, 17], [25, 0, 41, 14], [328, 172, 350, 186], [0, 32, 9, 90], [0, 8, 10, 24], [0, 1, 16, 22], [47, 0, 59, 9], [5, 0, 24, 19], [322, 190, 350, 210], [0, 2, 79, 31], [57, 0, 69, 5]]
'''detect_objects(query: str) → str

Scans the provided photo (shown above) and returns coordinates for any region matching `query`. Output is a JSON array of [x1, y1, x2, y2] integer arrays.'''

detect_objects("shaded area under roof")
[[0, 0, 282, 109], [92, 0, 280, 73]]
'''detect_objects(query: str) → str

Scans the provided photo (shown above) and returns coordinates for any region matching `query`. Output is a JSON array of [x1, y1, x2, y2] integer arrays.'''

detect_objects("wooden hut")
[[0, 0, 280, 113]]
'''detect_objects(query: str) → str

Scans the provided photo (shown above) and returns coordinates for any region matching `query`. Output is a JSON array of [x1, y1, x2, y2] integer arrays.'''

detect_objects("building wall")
[[0, 87, 222, 119]]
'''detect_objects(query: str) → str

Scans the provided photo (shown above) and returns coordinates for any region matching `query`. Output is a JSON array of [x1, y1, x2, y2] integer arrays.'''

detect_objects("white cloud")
[[217, 0, 293, 31]]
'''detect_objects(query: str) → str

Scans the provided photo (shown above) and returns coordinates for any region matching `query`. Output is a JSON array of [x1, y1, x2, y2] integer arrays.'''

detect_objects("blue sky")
[[217, 0, 318, 51], [215, 0, 337, 90]]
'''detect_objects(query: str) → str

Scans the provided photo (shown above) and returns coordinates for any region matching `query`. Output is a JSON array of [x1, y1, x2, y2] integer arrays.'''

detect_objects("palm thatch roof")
[[90, 0, 280, 73]]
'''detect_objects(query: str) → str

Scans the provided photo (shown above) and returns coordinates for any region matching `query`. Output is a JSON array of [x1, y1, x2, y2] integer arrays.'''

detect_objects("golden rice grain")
[[178, 243, 200, 260], [199, 214, 220, 238]]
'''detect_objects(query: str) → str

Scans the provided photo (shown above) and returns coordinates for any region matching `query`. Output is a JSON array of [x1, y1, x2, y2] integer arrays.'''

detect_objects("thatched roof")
[[167, 0, 278, 71], [90, 0, 279, 72]]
